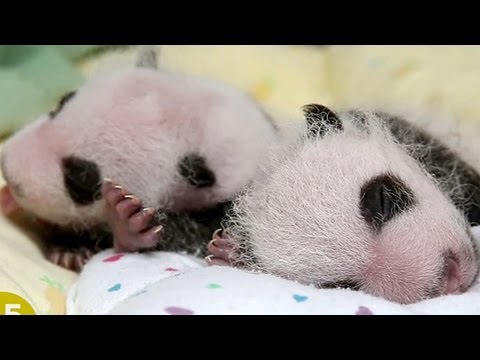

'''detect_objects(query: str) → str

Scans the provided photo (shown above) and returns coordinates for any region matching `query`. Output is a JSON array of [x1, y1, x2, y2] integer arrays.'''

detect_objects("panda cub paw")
[[47, 246, 94, 272], [102, 179, 164, 253], [205, 229, 235, 266]]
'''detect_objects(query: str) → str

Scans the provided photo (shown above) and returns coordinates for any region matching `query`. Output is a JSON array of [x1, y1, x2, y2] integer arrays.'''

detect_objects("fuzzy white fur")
[[1, 62, 279, 230], [224, 110, 480, 304]]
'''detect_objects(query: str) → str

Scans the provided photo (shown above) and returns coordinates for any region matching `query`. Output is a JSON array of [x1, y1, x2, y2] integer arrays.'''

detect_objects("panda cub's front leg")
[[102, 179, 164, 252], [205, 229, 236, 266]]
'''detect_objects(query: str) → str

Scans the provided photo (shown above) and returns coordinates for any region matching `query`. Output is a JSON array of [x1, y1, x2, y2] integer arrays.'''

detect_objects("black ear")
[[49, 90, 77, 119], [302, 104, 343, 138], [135, 47, 159, 69]]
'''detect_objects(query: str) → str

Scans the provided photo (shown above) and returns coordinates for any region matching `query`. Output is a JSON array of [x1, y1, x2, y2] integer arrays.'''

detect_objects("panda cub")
[[204, 104, 480, 304], [0, 49, 280, 271]]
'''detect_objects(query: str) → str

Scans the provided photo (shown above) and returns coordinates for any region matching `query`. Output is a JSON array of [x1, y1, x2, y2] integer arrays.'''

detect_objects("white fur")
[[1, 64, 279, 229], [225, 110, 480, 304]]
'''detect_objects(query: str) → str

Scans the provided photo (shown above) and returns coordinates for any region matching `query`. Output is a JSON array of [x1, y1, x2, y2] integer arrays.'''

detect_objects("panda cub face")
[[1, 87, 108, 228], [225, 105, 480, 304]]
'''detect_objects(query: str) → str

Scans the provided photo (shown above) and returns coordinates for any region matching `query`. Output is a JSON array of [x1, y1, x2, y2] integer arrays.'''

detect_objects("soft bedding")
[[67, 249, 480, 315]]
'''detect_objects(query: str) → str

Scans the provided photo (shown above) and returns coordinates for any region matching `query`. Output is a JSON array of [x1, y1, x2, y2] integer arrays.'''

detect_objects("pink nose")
[[444, 257, 461, 295]]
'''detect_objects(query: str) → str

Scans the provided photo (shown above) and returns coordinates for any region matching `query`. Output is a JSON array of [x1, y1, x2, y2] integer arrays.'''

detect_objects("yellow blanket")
[[2, 45, 480, 314]]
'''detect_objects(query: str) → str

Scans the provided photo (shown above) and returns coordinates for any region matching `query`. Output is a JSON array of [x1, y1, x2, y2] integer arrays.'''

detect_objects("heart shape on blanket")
[[207, 283, 222, 289], [355, 306, 374, 315], [104, 254, 124, 262], [165, 306, 195, 315], [293, 294, 308, 303], [108, 283, 122, 292]]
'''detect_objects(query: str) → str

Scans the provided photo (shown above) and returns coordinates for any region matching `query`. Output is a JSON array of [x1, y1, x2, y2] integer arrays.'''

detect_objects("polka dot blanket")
[[66, 249, 480, 315]]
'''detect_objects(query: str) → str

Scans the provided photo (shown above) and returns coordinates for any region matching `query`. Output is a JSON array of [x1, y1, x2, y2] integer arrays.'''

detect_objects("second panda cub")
[[0, 48, 279, 271]]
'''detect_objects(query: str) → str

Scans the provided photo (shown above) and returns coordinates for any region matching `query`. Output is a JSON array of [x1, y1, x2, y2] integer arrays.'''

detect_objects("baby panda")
[[0, 49, 279, 272], [205, 104, 480, 304]]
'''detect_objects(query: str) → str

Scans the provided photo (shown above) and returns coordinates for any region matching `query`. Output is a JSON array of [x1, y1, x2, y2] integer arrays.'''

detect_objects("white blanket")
[[66, 249, 480, 315]]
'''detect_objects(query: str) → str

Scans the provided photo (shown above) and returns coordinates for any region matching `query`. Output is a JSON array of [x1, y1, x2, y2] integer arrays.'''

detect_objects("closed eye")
[[360, 173, 416, 232], [62, 156, 102, 205]]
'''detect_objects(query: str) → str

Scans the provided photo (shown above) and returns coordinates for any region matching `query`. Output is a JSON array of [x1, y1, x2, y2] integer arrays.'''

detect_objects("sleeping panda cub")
[[203, 104, 480, 304], [0, 49, 279, 272]]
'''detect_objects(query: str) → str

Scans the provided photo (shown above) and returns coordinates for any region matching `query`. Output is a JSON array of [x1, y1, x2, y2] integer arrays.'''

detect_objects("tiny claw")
[[213, 228, 223, 238], [204, 254, 214, 262]]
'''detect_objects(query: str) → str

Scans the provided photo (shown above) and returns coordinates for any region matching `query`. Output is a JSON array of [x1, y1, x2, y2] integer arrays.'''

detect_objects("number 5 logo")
[[5, 304, 21, 315], [0, 292, 36, 315]]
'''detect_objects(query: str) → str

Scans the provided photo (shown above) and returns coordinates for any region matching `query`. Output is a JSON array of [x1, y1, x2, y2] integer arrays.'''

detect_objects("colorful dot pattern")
[[108, 283, 122, 292], [99, 254, 376, 315], [356, 306, 374, 315]]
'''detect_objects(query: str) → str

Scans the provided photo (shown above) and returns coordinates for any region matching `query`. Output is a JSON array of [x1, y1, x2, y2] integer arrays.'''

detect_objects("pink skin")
[[205, 229, 236, 266], [102, 179, 164, 253], [47, 246, 94, 273], [444, 256, 462, 294]]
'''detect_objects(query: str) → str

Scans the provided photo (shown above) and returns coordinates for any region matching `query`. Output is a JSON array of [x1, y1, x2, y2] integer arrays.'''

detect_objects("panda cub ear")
[[135, 46, 159, 69], [302, 104, 343, 138]]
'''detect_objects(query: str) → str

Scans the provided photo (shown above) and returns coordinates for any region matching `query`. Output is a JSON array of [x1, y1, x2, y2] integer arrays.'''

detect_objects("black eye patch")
[[62, 156, 102, 205], [178, 153, 216, 188], [50, 91, 77, 119], [360, 173, 416, 232]]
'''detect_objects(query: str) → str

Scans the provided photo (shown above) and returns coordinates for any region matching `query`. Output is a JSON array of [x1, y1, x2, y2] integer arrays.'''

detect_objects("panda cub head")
[[224, 104, 480, 304], [0, 48, 278, 231]]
